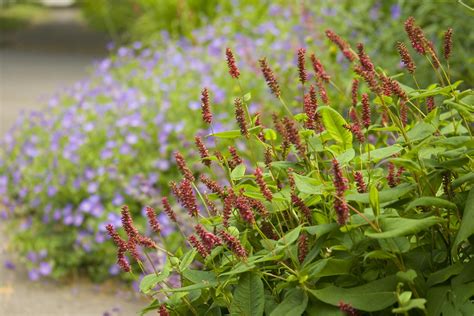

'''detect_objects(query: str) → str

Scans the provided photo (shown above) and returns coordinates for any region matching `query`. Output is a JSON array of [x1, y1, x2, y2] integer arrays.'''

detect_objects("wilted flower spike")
[[174, 152, 195, 182], [396, 42, 416, 74], [200, 87, 212, 124], [226, 48, 240, 79], [162, 197, 177, 222], [297, 48, 308, 84], [254, 167, 273, 201], [219, 230, 248, 259], [195, 136, 211, 167], [298, 233, 308, 263], [443, 28, 453, 61], [145, 206, 161, 233], [259, 58, 281, 97], [234, 98, 249, 138]]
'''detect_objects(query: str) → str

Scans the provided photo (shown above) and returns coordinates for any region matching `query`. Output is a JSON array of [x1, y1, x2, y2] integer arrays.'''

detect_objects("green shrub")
[[107, 17, 474, 315]]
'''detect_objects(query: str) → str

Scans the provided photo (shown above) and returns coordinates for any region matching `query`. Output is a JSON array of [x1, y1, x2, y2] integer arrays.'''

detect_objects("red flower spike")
[[145, 206, 161, 234], [339, 301, 359, 316], [178, 179, 199, 217], [443, 28, 453, 61], [259, 58, 281, 98], [283, 117, 306, 157], [228, 146, 243, 169], [219, 230, 248, 259], [332, 159, 349, 225], [200, 87, 212, 124], [188, 235, 209, 258], [316, 79, 329, 104], [225, 48, 240, 79], [297, 48, 308, 85], [426, 96, 435, 112], [159, 304, 170, 316], [310, 53, 330, 82], [195, 224, 222, 252], [174, 152, 195, 182], [303, 93, 315, 129], [106, 224, 127, 252], [264, 147, 273, 168], [361, 93, 371, 128], [200, 174, 225, 199], [400, 100, 408, 127], [298, 233, 308, 263], [396, 42, 416, 74], [204, 195, 218, 216], [223, 188, 235, 228], [254, 167, 273, 201], [250, 199, 269, 218], [161, 197, 177, 223], [353, 171, 367, 193], [291, 193, 312, 223], [235, 195, 255, 225], [354, 65, 381, 95], [356, 43, 375, 73], [121, 206, 140, 241], [404, 17, 427, 55], [234, 97, 249, 138], [351, 79, 359, 107], [325, 29, 356, 62], [195, 136, 211, 167]]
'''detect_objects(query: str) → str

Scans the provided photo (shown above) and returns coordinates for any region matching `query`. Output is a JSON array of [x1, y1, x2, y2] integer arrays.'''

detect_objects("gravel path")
[[0, 8, 145, 315]]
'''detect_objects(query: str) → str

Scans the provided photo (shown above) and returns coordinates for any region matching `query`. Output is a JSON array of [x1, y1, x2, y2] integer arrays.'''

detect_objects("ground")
[[0, 7, 145, 316]]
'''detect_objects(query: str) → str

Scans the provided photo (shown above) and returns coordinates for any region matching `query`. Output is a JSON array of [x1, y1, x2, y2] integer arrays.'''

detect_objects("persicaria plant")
[[107, 18, 473, 315]]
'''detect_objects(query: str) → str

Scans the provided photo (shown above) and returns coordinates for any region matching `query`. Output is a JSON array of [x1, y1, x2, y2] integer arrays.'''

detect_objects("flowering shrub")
[[1, 2, 472, 284], [107, 18, 473, 315]]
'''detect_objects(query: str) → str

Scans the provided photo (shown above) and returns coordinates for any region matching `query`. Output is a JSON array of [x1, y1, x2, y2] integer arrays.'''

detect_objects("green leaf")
[[270, 288, 308, 316], [426, 263, 464, 287], [276, 225, 302, 248], [308, 276, 398, 312], [243, 92, 252, 101], [405, 122, 436, 142], [304, 223, 338, 237], [292, 173, 323, 194], [336, 148, 355, 165], [305, 258, 352, 278], [357, 145, 403, 162], [453, 188, 474, 253], [210, 126, 262, 139], [406, 197, 458, 211], [318, 106, 352, 149], [231, 164, 246, 180], [140, 269, 170, 294], [263, 128, 277, 141], [369, 185, 380, 217], [179, 249, 197, 272], [452, 172, 474, 189], [347, 183, 414, 204], [392, 298, 427, 314], [365, 216, 444, 239], [230, 272, 265, 316]]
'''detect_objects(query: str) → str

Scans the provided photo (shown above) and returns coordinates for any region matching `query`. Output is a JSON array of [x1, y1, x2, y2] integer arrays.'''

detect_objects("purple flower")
[[28, 268, 40, 281], [112, 193, 124, 206], [39, 262, 52, 276], [390, 4, 401, 20], [4, 260, 15, 270], [125, 133, 138, 145], [87, 182, 99, 193], [109, 264, 120, 275]]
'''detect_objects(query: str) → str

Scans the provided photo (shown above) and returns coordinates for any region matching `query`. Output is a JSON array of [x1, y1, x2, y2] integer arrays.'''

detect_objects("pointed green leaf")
[[270, 288, 308, 316], [406, 197, 457, 211], [230, 272, 265, 316], [365, 216, 444, 239], [318, 106, 352, 149], [308, 276, 398, 312], [453, 188, 474, 253]]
